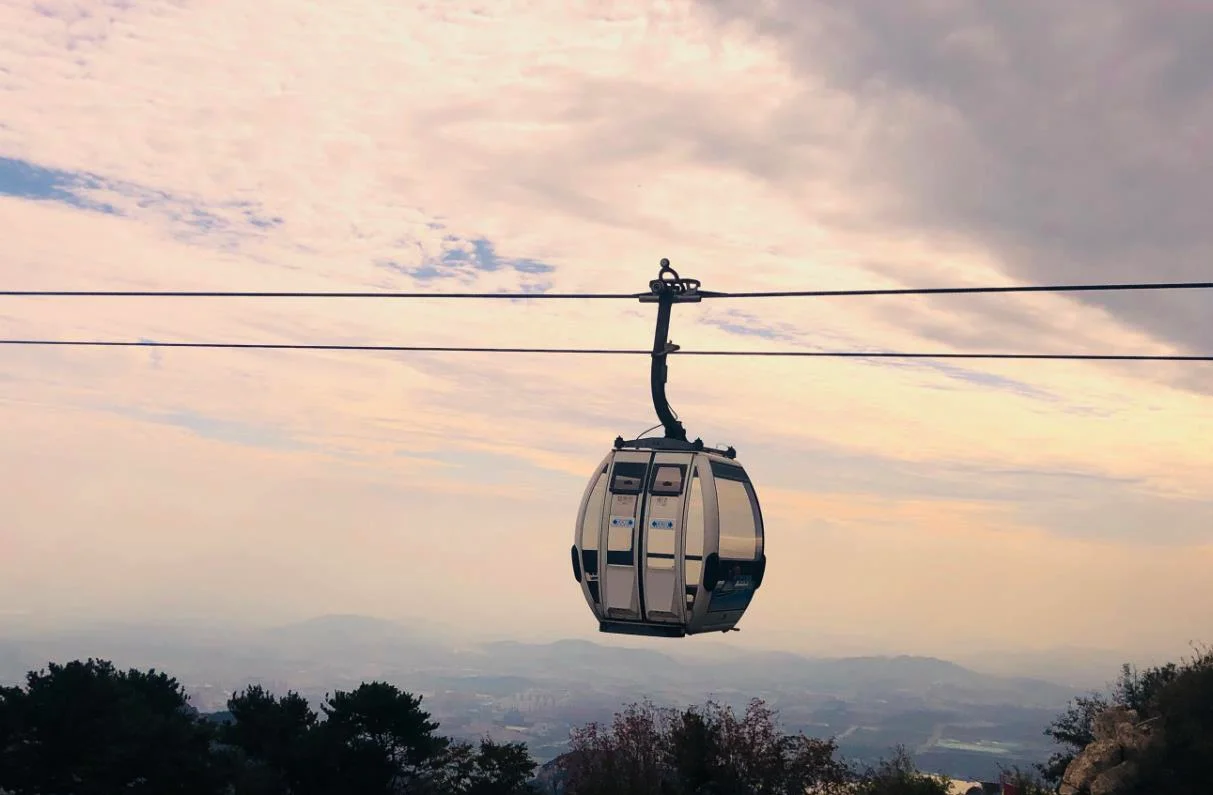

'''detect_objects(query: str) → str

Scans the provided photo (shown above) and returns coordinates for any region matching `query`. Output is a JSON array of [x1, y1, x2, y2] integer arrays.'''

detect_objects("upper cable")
[[3, 280, 1213, 300], [0, 340, 1207, 361]]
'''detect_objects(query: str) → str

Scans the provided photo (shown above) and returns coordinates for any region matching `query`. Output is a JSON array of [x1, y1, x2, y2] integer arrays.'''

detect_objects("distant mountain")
[[712, 651, 1079, 702], [0, 614, 1085, 782], [1, 615, 1084, 708], [435, 639, 1082, 709], [477, 638, 677, 671], [952, 646, 1139, 689]]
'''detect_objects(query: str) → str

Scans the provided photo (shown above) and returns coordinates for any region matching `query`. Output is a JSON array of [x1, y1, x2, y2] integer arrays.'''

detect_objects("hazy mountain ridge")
[[0, 614, 1094, 701], [465, 639, 1080, 707], [0, 614, 1102, 779]]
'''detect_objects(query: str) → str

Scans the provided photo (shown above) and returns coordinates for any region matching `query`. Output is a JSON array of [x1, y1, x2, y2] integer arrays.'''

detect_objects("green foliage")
[[1039, 656, 1186, 784], [1112, 660, 1182, 712], [219, 684, 318, 793], [1040, 643, 1213, 793], [1116, 647, 1213, 795], [0, 658, 224, 794], [850, 746, 950, 795], [439, 737, 540, 795], [314, 681, 449, 793], [0, 657, 537, 795], [1039, 691, 1110, 784]]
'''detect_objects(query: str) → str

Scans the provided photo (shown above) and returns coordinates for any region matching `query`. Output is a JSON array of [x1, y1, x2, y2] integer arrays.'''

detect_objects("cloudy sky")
[[2, 0, 1211, 662]]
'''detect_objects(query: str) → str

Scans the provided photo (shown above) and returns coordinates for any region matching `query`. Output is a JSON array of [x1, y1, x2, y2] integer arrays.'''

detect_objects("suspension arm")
[[639, 259, 702, 441]]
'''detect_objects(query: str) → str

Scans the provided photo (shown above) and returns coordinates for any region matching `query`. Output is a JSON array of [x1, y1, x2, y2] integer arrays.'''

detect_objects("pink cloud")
[[1, 0, 1211, 658]]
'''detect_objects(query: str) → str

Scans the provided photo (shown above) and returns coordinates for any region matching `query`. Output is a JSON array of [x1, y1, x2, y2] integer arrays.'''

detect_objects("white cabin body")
[[571, 442, 766, 637]]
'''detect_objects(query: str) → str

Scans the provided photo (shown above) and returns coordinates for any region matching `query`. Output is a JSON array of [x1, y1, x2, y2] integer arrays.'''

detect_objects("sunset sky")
[[2, 0, 1211, 663]]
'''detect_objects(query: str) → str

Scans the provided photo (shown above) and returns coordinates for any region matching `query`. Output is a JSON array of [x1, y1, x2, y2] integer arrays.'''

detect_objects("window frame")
[[647, 463, 688, 496], [709, 459, 764, 561], [609, 461, 648, 495]]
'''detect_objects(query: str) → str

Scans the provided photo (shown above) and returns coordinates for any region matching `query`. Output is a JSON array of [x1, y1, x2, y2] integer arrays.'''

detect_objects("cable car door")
[[642, 453, 690, 624], [601, 452, 648, 621]]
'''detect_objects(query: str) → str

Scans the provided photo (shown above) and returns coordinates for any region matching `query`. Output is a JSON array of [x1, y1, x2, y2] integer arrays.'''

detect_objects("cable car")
[[570, 261, 767, 637]]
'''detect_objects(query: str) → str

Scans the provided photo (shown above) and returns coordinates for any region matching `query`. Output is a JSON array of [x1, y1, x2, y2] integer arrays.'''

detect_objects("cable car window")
[[684, 470, 705, 585], [709, 460, 748, 483], [648, 464, 686, 496], [580, 467, 607, 551], [716, 476, 760, 561], [610, 462, 648, 495]]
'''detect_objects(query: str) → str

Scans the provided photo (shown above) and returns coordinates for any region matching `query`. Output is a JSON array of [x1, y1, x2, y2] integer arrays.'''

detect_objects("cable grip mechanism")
[[645, 258, 702, 298], [636, 259, 704, 442]]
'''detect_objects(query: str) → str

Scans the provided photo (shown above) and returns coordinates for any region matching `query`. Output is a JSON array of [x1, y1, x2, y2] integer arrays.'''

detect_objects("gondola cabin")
[[570, 438, 767, 637]]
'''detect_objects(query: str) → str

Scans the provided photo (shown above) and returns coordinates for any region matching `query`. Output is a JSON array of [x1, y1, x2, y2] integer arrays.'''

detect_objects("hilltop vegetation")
[[0, 659, 535, 795], [0, 621, 1085, 778], [0, 645, 1209, 793], [0, 658, 968, 794], [1038, 644, 1213, 793], [547, 698, 959, 795]]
